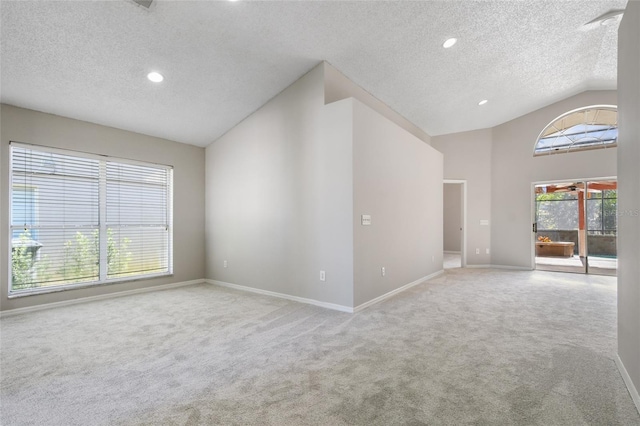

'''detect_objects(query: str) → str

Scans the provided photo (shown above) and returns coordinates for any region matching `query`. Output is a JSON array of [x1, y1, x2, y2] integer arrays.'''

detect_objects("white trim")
[[616, 354, 640, 415], [207, 271, 445, 314], [0, 279, 204, 318], [444, 180, 467, 268], [353, 270, 444, 313], [205, 280, 354, 313], [533, 105, 617, 156], [444, 251, 461, 254]]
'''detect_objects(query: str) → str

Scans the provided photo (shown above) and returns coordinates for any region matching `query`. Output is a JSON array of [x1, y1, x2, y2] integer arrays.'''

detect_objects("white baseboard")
[[207, 271, 445, 314], [616, 354, 640, 415], [205, 279, 354, 313], [444, 251, 461, 254], [353, 270, 444, 313], [0, 279, 205, 318]]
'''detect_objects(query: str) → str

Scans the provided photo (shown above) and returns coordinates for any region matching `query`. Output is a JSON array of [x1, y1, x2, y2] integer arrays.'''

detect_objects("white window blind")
[[9, 143, 173, 294]]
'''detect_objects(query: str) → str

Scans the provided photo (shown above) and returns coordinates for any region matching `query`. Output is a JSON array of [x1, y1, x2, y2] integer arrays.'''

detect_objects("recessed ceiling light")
[[478, 99, 488, 106], [443, 38, 457, 49], [147, 72, 164, 83]]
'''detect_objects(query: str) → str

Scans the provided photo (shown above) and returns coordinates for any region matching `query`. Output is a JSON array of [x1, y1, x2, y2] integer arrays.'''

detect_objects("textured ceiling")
[[0, 0, 627, 147]]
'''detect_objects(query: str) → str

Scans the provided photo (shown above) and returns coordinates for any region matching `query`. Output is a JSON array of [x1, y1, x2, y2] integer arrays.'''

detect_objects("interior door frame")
[[530, 175, 617, 271], [444, 179, 467, 268]]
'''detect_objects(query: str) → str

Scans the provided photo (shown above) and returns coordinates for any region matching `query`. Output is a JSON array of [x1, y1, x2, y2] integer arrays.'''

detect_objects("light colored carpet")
[[1, 269, 639, 425]]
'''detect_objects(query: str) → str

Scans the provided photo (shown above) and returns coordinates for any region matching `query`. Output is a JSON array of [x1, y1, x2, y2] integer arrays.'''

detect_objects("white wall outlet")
[[320, 270, 326, 282], [361, 214, 372, 226], [476, 248, 480, 254], [223, 260, 228, 268], [486, 248, 490, 254], [381, 267, 385, 277]]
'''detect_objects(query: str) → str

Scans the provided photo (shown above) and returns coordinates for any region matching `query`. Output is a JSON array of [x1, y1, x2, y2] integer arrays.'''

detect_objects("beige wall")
[[0, 104, 206, 311], [491, 91, 617, 268], [352, 99, 442, 307], [432, 129, 492, 265], [205, 64, 355, 307], [617, 0, 640, 404], [443, 183, 462, 252]]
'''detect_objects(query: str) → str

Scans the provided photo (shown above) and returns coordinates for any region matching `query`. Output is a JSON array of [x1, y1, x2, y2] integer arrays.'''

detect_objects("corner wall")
[[352, 99, 442, 306], [617, 0, 640, 408], [0, 104, 206, 312], [205, 64, 355, 308], [205, 62, 442, 310]]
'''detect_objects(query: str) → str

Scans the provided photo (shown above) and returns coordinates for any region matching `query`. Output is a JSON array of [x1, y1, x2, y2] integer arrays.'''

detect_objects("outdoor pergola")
[[536, 181, 617, 261]]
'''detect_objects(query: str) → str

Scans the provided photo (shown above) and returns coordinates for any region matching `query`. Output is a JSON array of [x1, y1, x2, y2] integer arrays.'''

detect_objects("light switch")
[[361, 215, 371, 226]]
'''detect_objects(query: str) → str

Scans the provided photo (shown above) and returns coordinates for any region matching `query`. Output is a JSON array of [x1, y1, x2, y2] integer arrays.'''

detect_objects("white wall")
[[432, 129, 492, 265], [490, 91, 617, 268], [0, 104, 206, 311], [617, 0, 640, 405], [206, 63, 443, 309], [205, 64, 355, 307], [443, 183, 462, 252], [352, 99, 442, 307]]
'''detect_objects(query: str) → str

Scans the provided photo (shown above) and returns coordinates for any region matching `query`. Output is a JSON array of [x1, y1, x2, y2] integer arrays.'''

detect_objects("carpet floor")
[[1, 268, 639, 425]]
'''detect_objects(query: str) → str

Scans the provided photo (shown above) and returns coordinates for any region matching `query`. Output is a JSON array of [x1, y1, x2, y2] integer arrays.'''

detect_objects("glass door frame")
[[531, 176, 617, 275]]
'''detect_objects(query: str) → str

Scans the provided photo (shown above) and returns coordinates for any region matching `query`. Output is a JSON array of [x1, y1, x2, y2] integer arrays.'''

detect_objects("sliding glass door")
[[534, 180, 617, 276], [585, 181, 617, 276]]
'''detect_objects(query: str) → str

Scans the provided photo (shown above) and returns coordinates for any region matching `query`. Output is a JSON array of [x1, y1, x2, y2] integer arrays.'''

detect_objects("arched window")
[[534, 105, 617, 156]]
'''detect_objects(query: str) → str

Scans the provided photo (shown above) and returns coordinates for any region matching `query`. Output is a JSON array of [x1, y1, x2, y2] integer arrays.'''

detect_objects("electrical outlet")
[[476, 248, 480, 254], [486, 248, 490, 255], [320, 270, 326, 282], [381, 267, 385, 277], [223, 260, 228, 268]]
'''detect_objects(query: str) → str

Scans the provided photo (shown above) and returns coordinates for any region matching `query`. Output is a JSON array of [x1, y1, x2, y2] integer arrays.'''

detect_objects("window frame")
[[8, 142, 174, 297], [533, 105, 618, 156]]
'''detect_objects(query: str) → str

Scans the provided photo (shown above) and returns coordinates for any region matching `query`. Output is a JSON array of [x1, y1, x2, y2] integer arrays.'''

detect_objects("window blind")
[[9, 143, 173, 294]]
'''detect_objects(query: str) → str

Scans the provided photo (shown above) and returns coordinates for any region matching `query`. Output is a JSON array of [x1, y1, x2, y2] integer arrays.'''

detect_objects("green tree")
[[61, 231, 99, 281], [106, 229, 132, 276], [13, 229, 134, 290], [60, 229, 132, 281]]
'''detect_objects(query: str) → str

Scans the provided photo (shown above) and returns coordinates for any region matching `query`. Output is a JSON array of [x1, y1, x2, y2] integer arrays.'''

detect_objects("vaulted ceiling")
[[0, 0, 627, 147]]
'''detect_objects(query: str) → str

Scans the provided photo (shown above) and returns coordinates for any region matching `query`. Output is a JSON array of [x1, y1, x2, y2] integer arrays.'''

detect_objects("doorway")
[[443, 180, 466, 269], [533, 179, 617, 276]]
